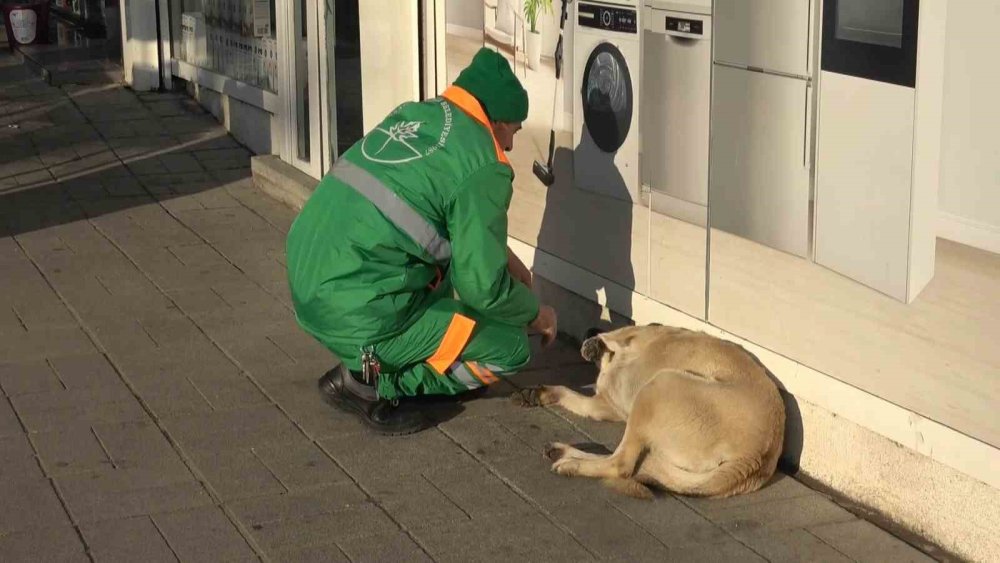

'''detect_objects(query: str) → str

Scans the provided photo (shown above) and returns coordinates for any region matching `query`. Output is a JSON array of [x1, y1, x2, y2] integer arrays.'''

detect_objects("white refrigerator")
[[708, 0, 814, 258]]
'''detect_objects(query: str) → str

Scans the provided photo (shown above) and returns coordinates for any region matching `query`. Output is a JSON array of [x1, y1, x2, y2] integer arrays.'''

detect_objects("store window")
[[168, 0, 279, 92]]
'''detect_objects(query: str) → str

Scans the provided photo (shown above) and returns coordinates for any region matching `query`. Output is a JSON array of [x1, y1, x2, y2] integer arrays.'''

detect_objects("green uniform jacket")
[[286, 86, 539, 354]]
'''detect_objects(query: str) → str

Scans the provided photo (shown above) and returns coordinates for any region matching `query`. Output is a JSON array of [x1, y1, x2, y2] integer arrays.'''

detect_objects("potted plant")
[[523, 0, 552, 71]]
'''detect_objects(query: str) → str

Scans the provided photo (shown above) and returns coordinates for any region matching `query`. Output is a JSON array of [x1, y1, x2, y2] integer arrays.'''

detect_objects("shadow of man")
[[536, 48, 639, 333], [536, 139, 635, 336]]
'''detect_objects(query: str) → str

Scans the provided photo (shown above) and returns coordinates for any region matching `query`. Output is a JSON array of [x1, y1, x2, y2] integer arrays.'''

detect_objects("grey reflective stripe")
[[485, 363, 511, 375], [334, 160, 452, 262], [448, 362, 482, 390]]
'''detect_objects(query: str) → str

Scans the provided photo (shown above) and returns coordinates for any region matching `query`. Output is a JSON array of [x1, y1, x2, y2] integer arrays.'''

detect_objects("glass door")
[[280, 0, 323, 178], [313, 0, 430, 176], [319, 0, 364, 173], [222, 0, 430, 178], [421, 0, 448, 99]]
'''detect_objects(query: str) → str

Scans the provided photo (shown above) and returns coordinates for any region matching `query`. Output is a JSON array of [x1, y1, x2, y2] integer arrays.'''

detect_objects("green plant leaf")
[[523, 0, 553, 33]]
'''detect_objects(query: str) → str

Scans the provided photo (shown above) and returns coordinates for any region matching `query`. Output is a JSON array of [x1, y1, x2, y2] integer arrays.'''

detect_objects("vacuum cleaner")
[[532, 0, 572, 186]]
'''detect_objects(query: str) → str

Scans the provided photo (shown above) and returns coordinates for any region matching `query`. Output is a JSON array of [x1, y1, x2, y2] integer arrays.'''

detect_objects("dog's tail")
[[602, 477, 654, 500], [695, 457, 769, 498]]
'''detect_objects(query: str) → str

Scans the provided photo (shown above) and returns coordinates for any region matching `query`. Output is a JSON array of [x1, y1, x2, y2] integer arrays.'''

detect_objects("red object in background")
[[3, 1, 51, 48]]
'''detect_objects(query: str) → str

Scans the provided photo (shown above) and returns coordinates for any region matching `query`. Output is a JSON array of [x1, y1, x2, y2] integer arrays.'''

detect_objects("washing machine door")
[[581, 42, 633, 153]]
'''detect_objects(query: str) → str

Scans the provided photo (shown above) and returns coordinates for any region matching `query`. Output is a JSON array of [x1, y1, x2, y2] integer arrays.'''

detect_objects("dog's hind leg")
[[544, 442, 604, 462], [549, 417, 645, 481], [545, 388, 660, 499], [547, 418, 654, 499]]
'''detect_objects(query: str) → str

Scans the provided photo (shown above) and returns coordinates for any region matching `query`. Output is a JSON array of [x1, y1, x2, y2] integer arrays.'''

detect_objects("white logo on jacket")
[[361, 100, 453, 164]]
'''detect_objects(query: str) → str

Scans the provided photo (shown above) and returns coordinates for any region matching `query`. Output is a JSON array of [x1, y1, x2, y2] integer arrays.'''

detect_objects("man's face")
[[491, 121, 523, 152]]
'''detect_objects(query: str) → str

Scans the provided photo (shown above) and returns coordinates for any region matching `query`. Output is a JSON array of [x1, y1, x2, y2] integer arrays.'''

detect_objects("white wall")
[[122, 0, 161, 91], [446, 0, 483, 30], [533, 1, 572, 127], [445, 0, 573, 128], [939, 2, 1000, 251], [359, 0, 420, 134], [448, 0, 561, 56], [539, 1, 561, 57]]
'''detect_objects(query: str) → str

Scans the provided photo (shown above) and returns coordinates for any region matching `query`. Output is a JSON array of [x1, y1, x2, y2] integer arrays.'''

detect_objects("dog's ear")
[[580, 335, 607, 363], [600, 332, 636, 354], [618, 334, 636, 349]]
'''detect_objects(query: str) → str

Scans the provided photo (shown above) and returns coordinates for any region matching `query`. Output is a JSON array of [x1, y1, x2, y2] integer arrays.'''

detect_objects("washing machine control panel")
[[578, 3, 638, 34]]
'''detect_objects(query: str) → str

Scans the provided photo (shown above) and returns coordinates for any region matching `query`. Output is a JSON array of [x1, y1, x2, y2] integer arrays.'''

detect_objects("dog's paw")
[[580, 336, 606, 363], [544, 441, 571, 462], [510, 387, 542, 408], [510, 386, 560, 408], [551, 457, 580, 476]]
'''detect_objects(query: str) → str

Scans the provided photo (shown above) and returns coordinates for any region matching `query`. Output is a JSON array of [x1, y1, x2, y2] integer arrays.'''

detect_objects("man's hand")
[[530, 305, 558, 348], [507, 247, 533, 288]]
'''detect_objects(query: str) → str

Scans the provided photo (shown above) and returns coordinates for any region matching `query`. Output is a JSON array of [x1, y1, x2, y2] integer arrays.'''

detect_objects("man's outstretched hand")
[[530, 305, 558, 347]]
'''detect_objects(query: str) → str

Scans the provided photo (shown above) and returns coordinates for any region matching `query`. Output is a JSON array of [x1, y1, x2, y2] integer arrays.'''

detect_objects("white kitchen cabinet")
[[814, 72, 915, 299], [814, 0, 947, 302]]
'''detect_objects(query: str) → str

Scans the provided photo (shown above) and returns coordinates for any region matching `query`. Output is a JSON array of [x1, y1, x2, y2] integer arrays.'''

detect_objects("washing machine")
[[573, 0, 643, 203]]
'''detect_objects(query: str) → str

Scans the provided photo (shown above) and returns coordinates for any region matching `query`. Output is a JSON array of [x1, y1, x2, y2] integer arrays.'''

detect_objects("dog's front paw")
[[544, 441, 571, 462], [510, 386, 561, 408], [510, 387, 541, 408], [580, 336, 606, 363]]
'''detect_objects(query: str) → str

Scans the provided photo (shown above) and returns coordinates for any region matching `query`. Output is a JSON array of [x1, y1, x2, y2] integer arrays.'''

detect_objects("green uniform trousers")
[[323, 283, 531, 400], [369, 298, 531, 399]]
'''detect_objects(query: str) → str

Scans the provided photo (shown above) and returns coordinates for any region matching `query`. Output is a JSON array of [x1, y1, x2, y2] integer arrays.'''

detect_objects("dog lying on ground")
[[513, 325, 785, 500]]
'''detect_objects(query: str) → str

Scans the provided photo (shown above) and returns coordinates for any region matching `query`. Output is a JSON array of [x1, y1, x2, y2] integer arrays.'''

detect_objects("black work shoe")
[[318, 366, 429, 436]]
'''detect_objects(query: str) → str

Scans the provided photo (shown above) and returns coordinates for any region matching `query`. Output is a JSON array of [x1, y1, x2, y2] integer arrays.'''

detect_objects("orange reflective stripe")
[[427, 314, 477, 375], [468, 362, 498, 385], [441, 86, 511, 166]]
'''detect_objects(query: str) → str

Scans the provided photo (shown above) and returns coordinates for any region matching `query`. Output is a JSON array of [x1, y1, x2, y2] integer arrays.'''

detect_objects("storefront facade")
[[122, 0, 446, 179], [114, 3, 1000, 559]]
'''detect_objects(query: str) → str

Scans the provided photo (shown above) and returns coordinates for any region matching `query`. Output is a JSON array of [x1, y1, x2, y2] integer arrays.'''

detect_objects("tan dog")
[[515, 325, 786, 499]]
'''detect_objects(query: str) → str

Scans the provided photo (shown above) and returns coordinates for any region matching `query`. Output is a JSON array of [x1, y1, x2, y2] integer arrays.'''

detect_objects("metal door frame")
[[278, 0, 324, 179]]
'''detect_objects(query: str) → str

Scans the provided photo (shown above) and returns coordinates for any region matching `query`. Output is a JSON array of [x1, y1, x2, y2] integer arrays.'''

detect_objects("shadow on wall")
[[536, 140, 635, 336], [742, 345, 806, 474], [779, 391, 805, 474]]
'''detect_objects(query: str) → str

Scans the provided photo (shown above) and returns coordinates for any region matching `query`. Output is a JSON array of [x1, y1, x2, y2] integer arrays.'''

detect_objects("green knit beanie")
[[453, 48, 529, 123]]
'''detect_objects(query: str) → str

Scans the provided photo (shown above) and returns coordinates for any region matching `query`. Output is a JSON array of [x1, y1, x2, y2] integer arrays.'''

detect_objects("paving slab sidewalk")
[[0, 52, 944, 562]]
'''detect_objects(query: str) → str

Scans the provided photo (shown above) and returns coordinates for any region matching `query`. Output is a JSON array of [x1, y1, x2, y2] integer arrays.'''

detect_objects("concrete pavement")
[[0, 53, 944, 562]]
